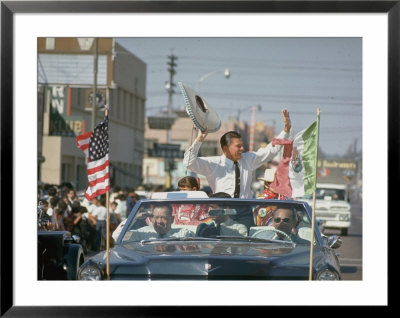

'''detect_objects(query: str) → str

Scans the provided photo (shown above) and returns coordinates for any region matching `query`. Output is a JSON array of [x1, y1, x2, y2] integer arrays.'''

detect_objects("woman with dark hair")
[[177, 176, 199, 191], [171, 176, 207, 225]]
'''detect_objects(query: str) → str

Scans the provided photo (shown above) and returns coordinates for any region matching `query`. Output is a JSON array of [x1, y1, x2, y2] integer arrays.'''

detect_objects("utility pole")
[[91, 37, 99, 130], [166, 54, 178, 143], [165, 54, 178, 189], [249, 105, 256, 152]]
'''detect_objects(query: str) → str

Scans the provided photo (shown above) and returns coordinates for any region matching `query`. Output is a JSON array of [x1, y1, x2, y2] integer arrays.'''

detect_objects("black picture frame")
[[1, 1, 394, 316]]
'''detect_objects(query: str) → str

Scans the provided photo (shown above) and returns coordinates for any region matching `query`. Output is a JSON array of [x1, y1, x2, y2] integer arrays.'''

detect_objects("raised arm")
[[282, 109, 291, 133], [183, 127, 214, 175], [250, 109, 292, 168], [196, 127, 208, 143]]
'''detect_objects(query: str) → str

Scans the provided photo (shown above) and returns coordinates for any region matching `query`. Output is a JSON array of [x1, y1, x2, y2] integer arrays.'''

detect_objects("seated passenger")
[[271, 207, 310, 244], [196, 192, 247, 237], [173, 176, 209, 225], [123, 204, 195, 241], [112, 206, 150, 241]]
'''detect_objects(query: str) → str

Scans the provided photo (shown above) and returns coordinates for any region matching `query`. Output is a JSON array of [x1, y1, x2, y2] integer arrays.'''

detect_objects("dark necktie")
[[216, 222, 221, 235], [212, 221, 221, 236], [234, 161, 240, 198]]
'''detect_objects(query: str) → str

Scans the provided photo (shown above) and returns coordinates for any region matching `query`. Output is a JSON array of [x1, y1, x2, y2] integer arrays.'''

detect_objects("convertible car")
[[78, 191, 342, 280]]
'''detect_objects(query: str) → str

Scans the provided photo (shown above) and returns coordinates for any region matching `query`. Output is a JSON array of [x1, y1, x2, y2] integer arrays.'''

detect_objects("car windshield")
[[299, 188, 346, 201], [119, 199, 316, 246], [315, 188, 346, 201]]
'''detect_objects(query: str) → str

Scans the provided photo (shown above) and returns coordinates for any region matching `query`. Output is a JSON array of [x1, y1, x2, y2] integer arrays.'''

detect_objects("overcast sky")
[[117, 37, 362, 157]]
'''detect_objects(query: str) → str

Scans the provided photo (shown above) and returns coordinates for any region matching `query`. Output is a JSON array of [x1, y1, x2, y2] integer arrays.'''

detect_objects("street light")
[[196, 68, 230, 92]]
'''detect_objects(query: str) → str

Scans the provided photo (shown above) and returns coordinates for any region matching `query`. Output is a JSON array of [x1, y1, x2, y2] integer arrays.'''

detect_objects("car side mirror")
[[317, 219, 325, 232], [327, 235, 342, 249]]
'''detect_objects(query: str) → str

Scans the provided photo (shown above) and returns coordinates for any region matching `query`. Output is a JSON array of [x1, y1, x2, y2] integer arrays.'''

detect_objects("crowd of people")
[[37, 183, 153, 252]]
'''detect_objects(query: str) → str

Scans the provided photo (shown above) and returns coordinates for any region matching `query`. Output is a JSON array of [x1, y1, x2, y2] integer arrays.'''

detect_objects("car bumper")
[[316, 211, 351, 229], [323, 220, 351, 229]]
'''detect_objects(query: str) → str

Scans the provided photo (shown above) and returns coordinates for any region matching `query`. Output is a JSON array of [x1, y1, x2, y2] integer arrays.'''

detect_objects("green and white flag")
[[289, 116, 320, 198]]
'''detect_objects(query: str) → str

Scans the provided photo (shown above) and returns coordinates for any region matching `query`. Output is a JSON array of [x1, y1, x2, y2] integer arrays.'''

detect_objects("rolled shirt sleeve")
[[183, 140, 217, 175]]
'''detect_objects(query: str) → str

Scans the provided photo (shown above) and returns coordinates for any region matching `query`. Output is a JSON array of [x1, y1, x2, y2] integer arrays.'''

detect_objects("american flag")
[[76, 116, 110, 200]]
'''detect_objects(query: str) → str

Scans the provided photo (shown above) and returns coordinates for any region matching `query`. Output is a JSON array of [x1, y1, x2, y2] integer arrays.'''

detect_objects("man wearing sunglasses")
[[272, 207, 309, 244]]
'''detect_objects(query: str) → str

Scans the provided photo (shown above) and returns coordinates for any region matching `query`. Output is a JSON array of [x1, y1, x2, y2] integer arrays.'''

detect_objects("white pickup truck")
[[299, 183, 351, 236]]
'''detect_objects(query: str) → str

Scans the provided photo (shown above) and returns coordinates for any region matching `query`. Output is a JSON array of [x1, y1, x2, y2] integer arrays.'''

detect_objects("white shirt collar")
[[222, 154, 240, 168]]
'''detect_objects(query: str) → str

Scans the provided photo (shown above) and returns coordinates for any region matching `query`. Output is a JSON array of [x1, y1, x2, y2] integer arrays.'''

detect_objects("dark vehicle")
[[38, 202, 85, 280], [78, 192, 342, 280]]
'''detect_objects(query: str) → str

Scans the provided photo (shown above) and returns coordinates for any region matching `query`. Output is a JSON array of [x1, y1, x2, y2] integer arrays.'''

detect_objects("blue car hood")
[[88, 240, 327, 280]]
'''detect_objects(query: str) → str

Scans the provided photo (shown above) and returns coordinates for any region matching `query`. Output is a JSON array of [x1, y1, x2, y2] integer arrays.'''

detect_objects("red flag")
[[76, 116, 110, 200]]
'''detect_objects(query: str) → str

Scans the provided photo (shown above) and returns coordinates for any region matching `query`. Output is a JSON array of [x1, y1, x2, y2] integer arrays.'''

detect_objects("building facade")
[[38, 38, 146, 190]]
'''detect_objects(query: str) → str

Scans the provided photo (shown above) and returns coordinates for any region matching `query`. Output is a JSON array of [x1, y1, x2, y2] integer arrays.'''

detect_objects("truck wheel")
[[66, 245, 84, 280], [341, 228, 348, 236]]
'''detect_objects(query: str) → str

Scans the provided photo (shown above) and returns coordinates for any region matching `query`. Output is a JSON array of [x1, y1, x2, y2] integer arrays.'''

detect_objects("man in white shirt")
[[196, 192, 248, 237], [183, 109, 292, 199], [121, 204, 195, 242], [91, 197, 107, 250], [115, 193, 127, 221], [196, 216, 248, 238]]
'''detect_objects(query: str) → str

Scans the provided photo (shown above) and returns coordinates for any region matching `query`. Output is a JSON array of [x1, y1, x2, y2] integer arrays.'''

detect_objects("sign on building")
[[147, 116, 176, 129], [148, 143, 184, 158], [317, 159, 358, 183], [84, 88, 106, 110], [49, 85, 84, 137]]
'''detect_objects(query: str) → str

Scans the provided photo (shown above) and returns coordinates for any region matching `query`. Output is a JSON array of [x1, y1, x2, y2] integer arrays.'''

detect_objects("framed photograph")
[[1, 0, 394, 315]]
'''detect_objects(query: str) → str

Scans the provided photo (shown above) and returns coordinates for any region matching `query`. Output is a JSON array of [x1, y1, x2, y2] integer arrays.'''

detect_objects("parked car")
[[37, 202, 85, 280], [78, 191, 342, 280], [299, 183, 351, 236]]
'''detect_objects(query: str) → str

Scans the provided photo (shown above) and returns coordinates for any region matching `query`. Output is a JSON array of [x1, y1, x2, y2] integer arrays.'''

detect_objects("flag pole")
[[308, 193, 317, 280], [106, 190, 110, 280], [104, 106, 110, 280], [308, 108, 320, 280]]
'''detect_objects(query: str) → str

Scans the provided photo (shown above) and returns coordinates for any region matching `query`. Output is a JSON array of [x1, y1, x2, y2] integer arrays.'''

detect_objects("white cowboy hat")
[[258, 167, 277, 182], [178, 82, 221, 133]]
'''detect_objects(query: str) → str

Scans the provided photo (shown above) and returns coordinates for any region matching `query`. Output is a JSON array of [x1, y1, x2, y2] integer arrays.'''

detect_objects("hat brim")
[[178, 82, 221, 133], [258, 178, 274, 182]]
